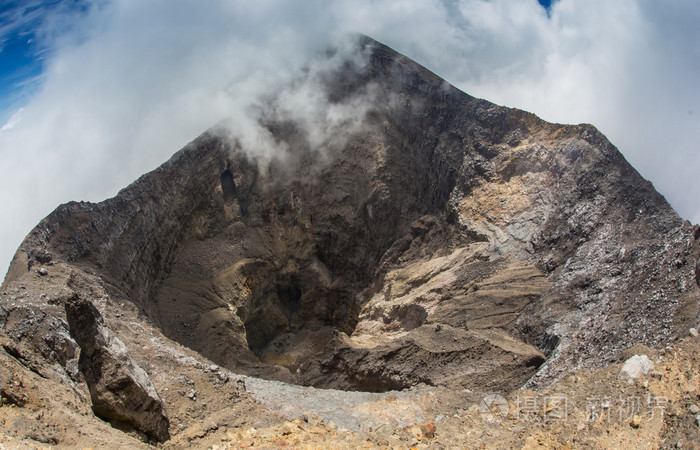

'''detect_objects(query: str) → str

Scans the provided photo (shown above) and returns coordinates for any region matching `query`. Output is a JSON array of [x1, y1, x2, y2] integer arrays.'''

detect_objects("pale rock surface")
[[618, 354, 655, 384]]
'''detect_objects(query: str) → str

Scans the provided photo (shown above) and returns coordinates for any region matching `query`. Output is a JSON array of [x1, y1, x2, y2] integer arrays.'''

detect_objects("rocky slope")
[[1, 35, 699, 446]]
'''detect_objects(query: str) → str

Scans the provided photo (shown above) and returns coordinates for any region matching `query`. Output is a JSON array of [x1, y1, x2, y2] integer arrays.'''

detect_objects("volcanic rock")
[[64, 296, 169, 442], [618, 354, 654, 384], [1, 35, 699, 446]]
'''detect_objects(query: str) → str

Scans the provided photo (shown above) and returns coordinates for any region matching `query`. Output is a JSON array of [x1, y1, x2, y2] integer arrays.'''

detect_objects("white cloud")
[[0, 108, 22, 131], [1, 0, 700, 279]]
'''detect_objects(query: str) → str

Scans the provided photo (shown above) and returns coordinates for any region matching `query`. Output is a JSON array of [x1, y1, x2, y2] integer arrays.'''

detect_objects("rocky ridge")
[[0, 35, 699, 447]]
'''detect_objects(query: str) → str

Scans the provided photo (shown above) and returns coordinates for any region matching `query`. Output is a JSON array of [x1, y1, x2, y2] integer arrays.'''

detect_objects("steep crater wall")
[[147, 122, 470, 388]]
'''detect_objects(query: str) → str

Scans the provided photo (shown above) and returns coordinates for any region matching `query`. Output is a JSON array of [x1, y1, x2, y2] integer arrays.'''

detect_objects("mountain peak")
[[1, 36, 698, 446]]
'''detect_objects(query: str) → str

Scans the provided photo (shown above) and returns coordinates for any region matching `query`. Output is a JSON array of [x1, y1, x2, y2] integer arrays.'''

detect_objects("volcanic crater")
[[2, 35, 699, 447]]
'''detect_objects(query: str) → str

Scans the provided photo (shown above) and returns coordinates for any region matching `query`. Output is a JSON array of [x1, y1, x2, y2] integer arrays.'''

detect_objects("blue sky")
[[0, 0, 90, 124], [0, 27, 41, 123], [0, 0, 699, 278], [0, 2, 42, 124]]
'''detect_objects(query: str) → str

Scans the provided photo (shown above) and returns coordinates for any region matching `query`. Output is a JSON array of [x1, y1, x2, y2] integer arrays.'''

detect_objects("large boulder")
[[64, 296, 169, 442]]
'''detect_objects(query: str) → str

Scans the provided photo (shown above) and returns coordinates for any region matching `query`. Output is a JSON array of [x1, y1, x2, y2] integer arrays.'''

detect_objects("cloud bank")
[[1, 0, 699, 277]]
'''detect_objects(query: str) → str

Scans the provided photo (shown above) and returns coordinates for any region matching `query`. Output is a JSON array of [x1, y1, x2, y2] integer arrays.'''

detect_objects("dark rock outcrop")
[[65, 296, 169, 442]]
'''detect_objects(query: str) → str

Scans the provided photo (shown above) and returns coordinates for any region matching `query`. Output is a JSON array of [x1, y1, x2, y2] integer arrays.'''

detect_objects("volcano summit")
[[1, 36, 698, 447]]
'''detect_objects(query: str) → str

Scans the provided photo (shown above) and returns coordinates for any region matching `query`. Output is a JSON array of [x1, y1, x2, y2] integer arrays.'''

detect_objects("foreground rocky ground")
[[0, 263, 699, 448]]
